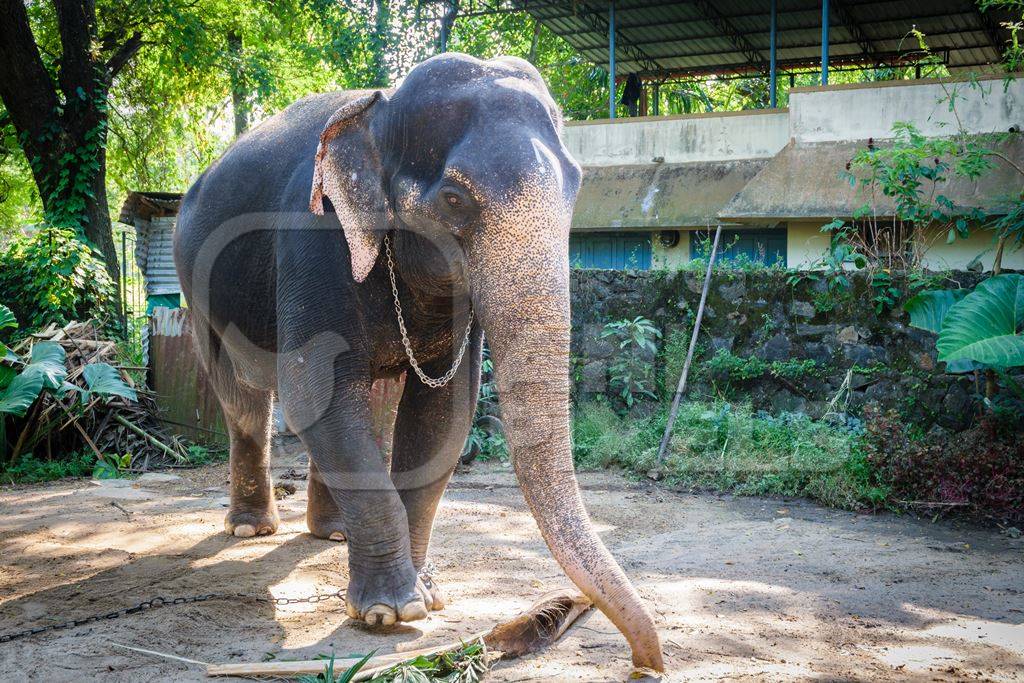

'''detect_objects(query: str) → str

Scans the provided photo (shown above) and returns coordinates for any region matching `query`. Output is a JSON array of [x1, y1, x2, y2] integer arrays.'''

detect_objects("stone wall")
[[569, 269, 992, 431]]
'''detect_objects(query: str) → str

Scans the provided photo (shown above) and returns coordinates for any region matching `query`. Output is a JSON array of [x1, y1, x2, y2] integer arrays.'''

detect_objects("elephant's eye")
[[443, 192, 462, 208]]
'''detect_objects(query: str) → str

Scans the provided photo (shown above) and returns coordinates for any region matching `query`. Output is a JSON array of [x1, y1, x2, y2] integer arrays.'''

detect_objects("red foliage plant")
[[862, 403, 1024, 523]]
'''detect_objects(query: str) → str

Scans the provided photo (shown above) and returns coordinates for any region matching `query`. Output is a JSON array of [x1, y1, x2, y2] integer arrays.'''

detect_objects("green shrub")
[[0, 226, 117, 332]]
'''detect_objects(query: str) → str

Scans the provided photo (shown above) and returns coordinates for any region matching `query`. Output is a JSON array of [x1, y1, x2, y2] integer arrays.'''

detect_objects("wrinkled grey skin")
[[173, 53, 663, 671]]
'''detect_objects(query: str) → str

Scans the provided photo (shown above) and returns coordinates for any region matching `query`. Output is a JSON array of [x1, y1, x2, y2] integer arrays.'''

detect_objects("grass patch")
[[572, 400, 888, 510]]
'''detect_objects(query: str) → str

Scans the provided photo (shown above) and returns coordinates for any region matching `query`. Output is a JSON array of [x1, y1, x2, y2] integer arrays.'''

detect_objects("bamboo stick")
[[113, 413, 185, 463], [656, 223, 722, 464]]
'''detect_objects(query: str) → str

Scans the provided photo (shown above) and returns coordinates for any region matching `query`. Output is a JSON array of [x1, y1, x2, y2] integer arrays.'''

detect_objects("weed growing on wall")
[[703, 350, 820, 391]]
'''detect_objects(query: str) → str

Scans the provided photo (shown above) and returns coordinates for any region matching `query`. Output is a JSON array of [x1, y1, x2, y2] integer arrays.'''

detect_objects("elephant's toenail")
[[233, 524, 256, 538], [346, 601, 359, 619], [329, 531, 346, 541], [399, 600, 428, 622]]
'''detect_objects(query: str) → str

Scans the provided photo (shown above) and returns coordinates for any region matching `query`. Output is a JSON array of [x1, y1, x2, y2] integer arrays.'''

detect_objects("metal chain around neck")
[[383, 233, 473, 389]]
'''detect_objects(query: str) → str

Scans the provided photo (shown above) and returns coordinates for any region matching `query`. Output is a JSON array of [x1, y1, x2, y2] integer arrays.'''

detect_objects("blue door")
[[570, 232, 652, 270], [690, 229, 787, 266]]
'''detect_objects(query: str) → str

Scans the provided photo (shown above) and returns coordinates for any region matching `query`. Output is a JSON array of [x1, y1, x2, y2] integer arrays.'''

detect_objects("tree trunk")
[[369, 0, 391, 87], [527, 19, 541, 64], [228, 32, 249, 137], [0, 0, 141, 286]]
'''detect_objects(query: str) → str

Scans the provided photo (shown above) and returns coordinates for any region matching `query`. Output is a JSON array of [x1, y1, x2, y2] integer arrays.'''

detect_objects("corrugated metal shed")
[[574, 159, 768, 229], [512, 0, 1013, 78], [120, 191, 184, 297], [720, 136, 1024, 220]]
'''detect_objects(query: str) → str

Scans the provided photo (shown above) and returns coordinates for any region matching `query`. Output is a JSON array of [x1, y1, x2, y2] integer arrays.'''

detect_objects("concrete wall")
[[789, 76, 1024, 143], [787, 221, 831, 268], [563, 109, 790, 166]]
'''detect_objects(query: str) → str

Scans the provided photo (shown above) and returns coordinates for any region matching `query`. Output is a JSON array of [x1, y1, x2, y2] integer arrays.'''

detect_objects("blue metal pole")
[[821, 0, 830, 85], [609, 0, 616, 119], [769, 0, 777, 107]]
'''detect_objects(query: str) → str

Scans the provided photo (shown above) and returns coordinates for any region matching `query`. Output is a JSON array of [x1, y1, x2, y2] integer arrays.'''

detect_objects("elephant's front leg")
[[391, 327, 483, 610], [280, 368, 425, 627]]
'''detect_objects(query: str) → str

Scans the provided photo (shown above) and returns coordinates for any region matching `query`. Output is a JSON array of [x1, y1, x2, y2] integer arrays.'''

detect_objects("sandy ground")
[[1, 437, 1022, 682]]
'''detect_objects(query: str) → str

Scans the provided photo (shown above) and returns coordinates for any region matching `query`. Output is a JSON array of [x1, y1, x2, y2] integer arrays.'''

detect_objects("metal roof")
[[509, 0, 1014, 79]]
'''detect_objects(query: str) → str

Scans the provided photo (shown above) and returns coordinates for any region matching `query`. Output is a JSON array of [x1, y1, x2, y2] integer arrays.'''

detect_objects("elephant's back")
[[172, 91, 370, 358]]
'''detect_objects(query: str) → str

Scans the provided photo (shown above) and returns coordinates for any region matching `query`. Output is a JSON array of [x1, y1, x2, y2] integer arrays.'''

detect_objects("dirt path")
[[1, 437, 1022, 682]]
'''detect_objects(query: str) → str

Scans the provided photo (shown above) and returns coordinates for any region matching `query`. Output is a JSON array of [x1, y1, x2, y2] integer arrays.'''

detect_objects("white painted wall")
[[789, 76, 1024, 143], [563, 110, 790, 166]]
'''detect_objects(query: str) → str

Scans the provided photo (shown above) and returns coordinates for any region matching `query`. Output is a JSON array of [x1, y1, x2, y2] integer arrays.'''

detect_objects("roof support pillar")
[[769, 0, 778, 107], [821, 0, 830, 85], [608, 0, 616, 118]]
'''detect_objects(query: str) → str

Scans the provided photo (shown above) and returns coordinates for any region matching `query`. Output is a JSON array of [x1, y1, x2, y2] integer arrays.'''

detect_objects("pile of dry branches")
[[5, 320, 189, 470]]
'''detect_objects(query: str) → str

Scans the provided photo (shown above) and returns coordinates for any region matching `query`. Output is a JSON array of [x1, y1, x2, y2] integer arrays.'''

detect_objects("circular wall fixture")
[[658, 230, 680, 248]]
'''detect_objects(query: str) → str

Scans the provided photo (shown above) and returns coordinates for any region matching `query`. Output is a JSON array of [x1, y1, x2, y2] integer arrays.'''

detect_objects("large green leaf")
[[904, 289, 968, 333], [83, 363, 137, 402], [938, 274, 1024, 368], [0, 370, 44, 417], [22, 342, 67, 391], [0, 305, 16, 333], [1, 342, 17, 364], [904, 288, 978, 373]]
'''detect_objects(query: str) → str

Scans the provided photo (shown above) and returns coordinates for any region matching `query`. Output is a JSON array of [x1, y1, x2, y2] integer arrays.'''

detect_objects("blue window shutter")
[[569, 232, 652, 269]]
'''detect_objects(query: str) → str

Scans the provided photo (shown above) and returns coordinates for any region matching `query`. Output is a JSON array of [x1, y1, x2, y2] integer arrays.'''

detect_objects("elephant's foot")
[[415, 562, 446, 611], [345, 564, 429, 627], [224, 506, 279, 537], [307, 512, 347, 542]]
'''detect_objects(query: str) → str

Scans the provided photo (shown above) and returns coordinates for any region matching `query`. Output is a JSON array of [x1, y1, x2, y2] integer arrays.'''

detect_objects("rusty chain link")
[[0, 588, 346, 644]]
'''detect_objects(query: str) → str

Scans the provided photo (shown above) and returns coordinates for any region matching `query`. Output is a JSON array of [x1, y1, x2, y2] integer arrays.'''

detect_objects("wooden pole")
[[656, 224, 722, 464]]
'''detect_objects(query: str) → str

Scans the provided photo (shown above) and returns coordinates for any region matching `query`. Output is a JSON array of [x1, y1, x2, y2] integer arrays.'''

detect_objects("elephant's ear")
[[310, 91, 390, 283]]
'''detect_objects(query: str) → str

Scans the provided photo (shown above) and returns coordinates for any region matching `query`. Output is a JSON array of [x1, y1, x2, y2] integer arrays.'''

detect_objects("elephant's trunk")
[[468, 229, 664, 672]]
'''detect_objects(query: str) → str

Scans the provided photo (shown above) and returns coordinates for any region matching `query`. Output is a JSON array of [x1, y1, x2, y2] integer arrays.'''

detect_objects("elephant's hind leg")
[[306, 460, 347, 541], [195, 318, 278, 537]]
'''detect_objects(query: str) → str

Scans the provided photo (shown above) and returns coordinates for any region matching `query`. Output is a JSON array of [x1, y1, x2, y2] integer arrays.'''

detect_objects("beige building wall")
[[787, 222, 831, 268], [651, 230, 691, 269], [782, 221, 1024, 271], [920, 226, 1024, 271]]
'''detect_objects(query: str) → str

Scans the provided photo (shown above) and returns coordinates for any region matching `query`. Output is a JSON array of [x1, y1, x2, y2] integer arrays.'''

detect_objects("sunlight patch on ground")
[[870, 644, 962, 671], [901, 603, 1024, 656]]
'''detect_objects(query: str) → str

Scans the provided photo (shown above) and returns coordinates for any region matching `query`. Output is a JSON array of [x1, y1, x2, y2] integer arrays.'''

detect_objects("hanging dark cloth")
[[620, 73, 642, 116]]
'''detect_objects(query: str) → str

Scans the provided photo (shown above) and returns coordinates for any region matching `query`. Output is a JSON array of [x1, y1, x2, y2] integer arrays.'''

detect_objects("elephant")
[[173, 53, 663, 672]]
